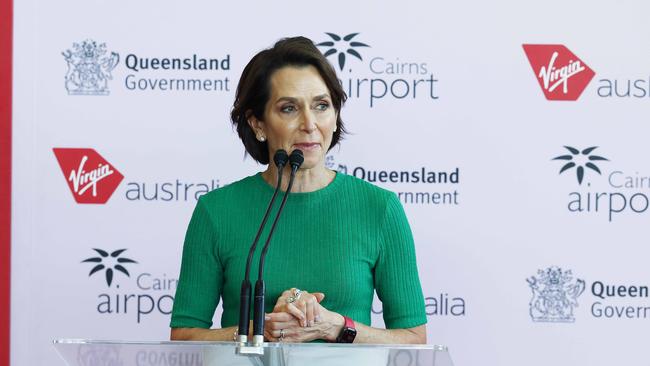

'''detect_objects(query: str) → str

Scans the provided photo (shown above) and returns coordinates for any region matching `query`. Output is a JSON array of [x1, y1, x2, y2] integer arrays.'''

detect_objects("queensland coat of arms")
[[526, 266, 586, 322], [325, 155, 348, 174], [62, 40, 119, 95]]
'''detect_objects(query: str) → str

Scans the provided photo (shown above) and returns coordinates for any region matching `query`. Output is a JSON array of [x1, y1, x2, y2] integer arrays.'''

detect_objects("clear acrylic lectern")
[[53, 339, 454, 366]]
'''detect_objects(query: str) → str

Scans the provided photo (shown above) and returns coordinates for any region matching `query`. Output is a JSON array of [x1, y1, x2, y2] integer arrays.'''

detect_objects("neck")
[[262, 164, 335, 193]]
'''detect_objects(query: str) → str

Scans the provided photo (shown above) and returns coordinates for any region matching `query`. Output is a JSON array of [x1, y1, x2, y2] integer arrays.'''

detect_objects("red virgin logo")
[[53, 148, 123, 204], [522, 44, 595, 101]]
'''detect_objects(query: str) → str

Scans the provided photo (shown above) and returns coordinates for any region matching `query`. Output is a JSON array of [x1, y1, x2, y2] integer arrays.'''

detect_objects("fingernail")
[[265, 315, 271, 321], [315, 315, 321, 322], [308, 320, 313, 327]]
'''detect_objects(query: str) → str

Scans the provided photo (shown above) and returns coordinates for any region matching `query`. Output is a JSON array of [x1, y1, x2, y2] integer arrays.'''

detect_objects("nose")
[[300, 110, 317, 133]]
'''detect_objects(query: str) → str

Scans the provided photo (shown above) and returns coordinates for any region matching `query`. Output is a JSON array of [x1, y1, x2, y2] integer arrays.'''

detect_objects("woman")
[[170, 36, 426, 344]]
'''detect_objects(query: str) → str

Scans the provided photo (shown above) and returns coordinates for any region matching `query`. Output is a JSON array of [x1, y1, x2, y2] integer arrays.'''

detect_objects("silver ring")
[[286, 288, 302, 304], [279, 329, 285, 341]]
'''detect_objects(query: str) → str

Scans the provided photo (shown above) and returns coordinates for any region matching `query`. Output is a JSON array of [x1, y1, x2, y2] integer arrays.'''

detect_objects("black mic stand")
[[251, 150, 304, 349], [236, 150, 288, 356]]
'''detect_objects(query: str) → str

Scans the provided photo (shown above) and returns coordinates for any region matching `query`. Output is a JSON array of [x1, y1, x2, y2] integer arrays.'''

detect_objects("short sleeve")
[[170, 197, 223, 328], [374, 193, 427, 329]]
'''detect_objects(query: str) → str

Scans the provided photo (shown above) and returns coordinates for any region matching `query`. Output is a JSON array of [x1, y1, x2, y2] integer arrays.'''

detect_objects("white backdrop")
[[11, 1, 650, 365]]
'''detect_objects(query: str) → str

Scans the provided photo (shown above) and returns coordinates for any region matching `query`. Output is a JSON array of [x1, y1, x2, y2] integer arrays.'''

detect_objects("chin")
[[298, 155, 323, 170]]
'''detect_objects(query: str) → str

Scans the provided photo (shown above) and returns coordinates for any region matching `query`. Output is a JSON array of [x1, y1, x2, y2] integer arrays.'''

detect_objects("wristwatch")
[[335, 315, 357, 343]]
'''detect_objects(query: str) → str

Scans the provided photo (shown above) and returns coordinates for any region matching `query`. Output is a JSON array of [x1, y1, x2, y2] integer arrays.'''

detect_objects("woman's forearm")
[[170, 326, 237, 341], [353, 323, 427, 344], [321, 312, 427, 344]]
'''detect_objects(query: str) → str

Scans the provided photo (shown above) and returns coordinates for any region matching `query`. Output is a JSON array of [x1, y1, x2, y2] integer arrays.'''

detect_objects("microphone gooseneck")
[[252, 149, 304, 341], [237, 149, 289, 342]]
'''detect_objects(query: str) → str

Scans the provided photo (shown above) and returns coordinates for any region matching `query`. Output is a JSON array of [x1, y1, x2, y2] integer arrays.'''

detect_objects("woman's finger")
[[271, 327, 296, 339], [313, 299, 321, 323], [264, 328, 275, 342], [286, 302, 306, 325], [267, 319, 300, 330], [266, 311, 294, 323], [313, 292, 325, 303], [296, 299, 307, 326], [305, 297, 315, 327]]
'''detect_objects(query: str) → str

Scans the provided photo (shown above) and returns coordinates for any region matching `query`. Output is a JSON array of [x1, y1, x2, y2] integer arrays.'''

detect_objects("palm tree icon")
[[82, 248, 137, 287], [317, 33, 370, 71], [552, 146, 608, 184]]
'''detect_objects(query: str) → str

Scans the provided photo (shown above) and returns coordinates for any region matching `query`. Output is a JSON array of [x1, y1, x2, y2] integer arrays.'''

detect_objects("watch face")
[[339, 327, 357, 343]]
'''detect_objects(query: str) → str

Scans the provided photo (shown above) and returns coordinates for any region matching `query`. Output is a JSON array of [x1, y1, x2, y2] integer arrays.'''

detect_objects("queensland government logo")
[[326, 154, 460, 206], [62, 40, 119, 95], [522, 44, 595, 101], [62, 39, 231, 94], [325, 155, 349, 174], [527, 266, 650, 321], [315, 31, 439, 107], [53, 148, 124, 204], [526, 266, 586, 322]]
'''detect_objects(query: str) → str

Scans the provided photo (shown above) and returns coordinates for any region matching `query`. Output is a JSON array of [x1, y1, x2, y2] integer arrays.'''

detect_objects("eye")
[[280, 104, 297, 113], [314, 101, 330, 111]]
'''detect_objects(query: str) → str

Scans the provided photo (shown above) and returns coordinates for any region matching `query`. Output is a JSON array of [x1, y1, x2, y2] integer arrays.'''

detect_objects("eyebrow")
[[275, 94, 331, 103]]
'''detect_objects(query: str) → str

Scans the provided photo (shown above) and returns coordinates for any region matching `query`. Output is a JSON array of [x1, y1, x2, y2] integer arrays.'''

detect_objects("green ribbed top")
[[170, 172, 426, 330]]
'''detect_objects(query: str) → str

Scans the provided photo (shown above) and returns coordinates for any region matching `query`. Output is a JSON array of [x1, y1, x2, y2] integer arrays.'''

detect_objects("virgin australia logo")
[[62, 40, 119, 95], [82, 248, 137, 287], [526, 266, 586, 323], [522, 44, 595, 101], [316, 33, 370, 71], [53, 148, 124, 204]]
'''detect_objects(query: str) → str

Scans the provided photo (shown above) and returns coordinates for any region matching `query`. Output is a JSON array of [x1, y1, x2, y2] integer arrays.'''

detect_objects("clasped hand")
[[264, 288, 341, 342]]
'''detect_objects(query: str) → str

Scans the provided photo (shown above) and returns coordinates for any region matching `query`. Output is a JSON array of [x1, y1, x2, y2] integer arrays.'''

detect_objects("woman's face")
[[250, 65, 337, 170]]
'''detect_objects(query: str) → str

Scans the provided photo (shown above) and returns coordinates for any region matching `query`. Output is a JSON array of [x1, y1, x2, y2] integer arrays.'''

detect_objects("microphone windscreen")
[[289, 149, 304, 169], [273, 149, 289, 167]]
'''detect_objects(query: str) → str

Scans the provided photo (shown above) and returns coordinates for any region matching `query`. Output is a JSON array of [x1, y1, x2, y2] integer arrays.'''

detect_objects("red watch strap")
[[342, 315, 355, 329]]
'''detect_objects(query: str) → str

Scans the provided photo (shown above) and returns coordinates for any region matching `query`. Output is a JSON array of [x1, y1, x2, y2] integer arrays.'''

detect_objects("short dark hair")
[[231, 36, 347, 164]]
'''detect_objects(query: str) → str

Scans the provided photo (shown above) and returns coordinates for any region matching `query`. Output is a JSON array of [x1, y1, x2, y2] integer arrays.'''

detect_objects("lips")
[[293, 143, 320, 151]]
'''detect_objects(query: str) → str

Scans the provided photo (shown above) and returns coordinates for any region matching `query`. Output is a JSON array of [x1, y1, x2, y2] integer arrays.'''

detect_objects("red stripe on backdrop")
[[0, 0, 12, 364]]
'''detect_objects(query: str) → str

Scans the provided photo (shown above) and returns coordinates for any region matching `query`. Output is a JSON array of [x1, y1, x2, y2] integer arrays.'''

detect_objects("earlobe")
[[247, 114, 266, 142]]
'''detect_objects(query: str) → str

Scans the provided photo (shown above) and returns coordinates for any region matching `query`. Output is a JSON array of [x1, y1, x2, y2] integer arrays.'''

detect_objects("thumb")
[[313, 292, 325, 303]]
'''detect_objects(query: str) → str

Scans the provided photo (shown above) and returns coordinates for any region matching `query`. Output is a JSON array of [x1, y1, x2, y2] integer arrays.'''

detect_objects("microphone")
[[237, 150, 289, 345], [251, 149, 303, 345]]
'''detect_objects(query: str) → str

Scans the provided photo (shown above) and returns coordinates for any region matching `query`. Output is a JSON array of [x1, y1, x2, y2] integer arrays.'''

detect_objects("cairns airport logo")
[[316, 32, 439, 107], [53, 147, 223, 204], [81, 248, 178, 323], [317, 32, 370, 71], [551, 145, 650, 221], [83, 248, 137, 287], [527, 266, 650, 322], [523, 44, 650, 100], [552, 146, 608, 185], [62, 39, 231, 94]]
